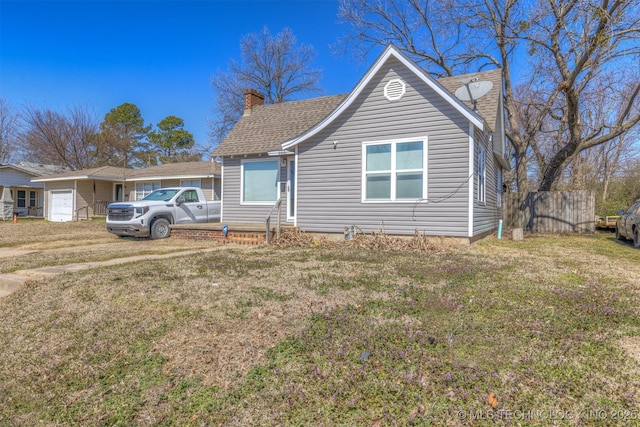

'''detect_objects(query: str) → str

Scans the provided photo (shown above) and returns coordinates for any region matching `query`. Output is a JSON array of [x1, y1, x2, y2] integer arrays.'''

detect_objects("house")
[[31, 161, 221, 222], [213, 45, 509, 241], [0, 162, 69, 219]]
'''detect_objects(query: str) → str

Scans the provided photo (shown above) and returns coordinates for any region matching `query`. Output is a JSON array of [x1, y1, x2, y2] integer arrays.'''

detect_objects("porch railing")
[[264, 198, 282, 244], [93, 200, 110, 216], [75, 200, 113, 221]]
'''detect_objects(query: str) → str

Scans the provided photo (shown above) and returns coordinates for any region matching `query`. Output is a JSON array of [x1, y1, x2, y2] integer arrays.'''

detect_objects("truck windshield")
[[142, 189, 180, 202]]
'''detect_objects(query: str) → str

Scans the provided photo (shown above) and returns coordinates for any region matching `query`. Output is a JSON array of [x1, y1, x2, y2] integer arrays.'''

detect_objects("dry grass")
[[0, 219, 218, 273], [0, 226, 639, 426]]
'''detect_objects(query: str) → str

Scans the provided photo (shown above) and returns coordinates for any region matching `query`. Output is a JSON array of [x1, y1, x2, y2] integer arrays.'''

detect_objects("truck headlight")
[[135, 206, 149, 217]]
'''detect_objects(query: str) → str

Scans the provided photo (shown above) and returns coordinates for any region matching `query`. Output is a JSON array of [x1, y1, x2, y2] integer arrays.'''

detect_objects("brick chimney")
[[244, 89, 265, 115]]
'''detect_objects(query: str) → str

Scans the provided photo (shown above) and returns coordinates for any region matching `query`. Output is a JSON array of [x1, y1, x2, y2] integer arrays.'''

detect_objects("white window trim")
[[134, 181, 161, 200], [16, 189, 26, 208], [240, 158, 280, 206], [180, 179, 201, 188], [361, 136, 428, 203], [28, 190, 36, 207], [477, 144, 486, 204]]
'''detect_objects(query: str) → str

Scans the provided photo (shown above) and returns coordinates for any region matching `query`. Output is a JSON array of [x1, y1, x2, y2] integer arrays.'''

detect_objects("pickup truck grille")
[[107, 207, 135, 221]]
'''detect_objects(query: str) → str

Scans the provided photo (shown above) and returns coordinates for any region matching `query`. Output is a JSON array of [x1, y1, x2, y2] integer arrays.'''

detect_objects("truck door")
[[174, 190, 209, 223]]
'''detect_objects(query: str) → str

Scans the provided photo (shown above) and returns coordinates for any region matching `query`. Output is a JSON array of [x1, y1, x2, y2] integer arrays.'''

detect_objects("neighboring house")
[[213, 45, 509, 241], [0, 162, 69, 219], [31, 161, 221, 222]]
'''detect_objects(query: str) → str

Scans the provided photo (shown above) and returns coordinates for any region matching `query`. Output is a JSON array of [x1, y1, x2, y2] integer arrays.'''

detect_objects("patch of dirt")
[[0, 248, 40, 258], [620, 336, 640, 366], [155, 258, 395, 388]]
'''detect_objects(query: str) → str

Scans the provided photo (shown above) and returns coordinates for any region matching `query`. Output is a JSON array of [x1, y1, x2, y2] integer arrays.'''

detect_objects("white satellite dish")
[[454, 79, 493, 111]]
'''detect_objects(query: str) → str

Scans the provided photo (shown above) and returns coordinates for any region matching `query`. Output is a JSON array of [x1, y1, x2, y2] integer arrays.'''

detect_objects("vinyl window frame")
[[361, 136, 428, 203], [16, 190, 26, 208], [134, 182, 161, 200], [477, 145, 486, 204], [240, 159, 280, 205], [180, 179, 201, 188], [29, 190, 37, 207]]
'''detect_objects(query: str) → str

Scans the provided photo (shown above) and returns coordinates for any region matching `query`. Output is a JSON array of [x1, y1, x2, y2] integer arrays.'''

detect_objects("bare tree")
[[19, 105, 103, 170], [0, 98, 19, 163], [337, 0, 640, 192], [209, 26, 322, 148]]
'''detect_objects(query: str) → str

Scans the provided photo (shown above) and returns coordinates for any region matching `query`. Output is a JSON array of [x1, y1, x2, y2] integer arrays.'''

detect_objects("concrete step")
[[0, 274, 27, 298]]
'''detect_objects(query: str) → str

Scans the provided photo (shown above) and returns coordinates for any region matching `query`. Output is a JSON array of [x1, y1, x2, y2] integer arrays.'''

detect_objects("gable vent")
[[384, 79, 406, 101]]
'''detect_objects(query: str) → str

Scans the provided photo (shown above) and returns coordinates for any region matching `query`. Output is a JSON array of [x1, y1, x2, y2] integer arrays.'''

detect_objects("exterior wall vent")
[[384, 79, 406, 101]]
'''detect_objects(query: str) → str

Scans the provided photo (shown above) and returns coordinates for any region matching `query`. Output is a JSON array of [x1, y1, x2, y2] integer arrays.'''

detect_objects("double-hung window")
[[135, 182, 161, 200], [17, 190, 26, 208], [180, 179, 201, 188], [241, 159, 279, 204], [362, 137, 427, 202], [477, 145, 486, 204]]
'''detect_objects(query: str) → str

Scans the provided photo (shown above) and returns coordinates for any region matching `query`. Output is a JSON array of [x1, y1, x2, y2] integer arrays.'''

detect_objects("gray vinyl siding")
[[1, 169, 45, 215], [221, 158, 286, 223], [295, 57, 472, 237], [473, 128, 501, 235]]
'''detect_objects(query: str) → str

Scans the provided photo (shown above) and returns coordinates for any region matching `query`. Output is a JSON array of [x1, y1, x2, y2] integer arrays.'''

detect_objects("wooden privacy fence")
[[505, 191, 595, 234]]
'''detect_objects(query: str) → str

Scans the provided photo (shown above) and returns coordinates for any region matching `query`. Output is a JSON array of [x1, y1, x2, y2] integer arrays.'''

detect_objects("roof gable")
[[212, 45, 503, 158], [282, 45, 486, 150]]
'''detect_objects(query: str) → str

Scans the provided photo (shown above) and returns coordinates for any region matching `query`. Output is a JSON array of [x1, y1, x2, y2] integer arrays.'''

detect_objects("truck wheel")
[[150, 218, 171, 239], [634, 228, 639, 249], [615, 226, 625, 241]]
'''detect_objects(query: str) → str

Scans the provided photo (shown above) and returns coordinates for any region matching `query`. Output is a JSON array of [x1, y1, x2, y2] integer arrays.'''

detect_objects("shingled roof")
[[128, 161, 220, 180], [213, 94, 347, 157], [31, 165, 126, 182], [437, 68, 503, 134], [32, 161, 221, 182], [0, 162, 69, 176], [213, 45, 502, 158]]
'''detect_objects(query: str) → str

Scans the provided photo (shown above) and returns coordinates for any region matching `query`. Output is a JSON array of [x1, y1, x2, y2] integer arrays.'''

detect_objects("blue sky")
[[1, 0, 371, 155]]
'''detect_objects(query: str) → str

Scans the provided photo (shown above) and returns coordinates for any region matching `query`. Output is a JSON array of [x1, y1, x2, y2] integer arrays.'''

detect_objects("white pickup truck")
[[106, 187, 221, 239]]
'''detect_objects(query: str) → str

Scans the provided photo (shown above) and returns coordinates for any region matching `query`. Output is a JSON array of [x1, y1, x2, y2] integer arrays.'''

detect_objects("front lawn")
[[1, 233, 639, 426]]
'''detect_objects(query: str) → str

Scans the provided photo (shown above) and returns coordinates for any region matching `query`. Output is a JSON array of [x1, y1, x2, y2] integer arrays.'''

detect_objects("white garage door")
[[50, 191, 73, 222]]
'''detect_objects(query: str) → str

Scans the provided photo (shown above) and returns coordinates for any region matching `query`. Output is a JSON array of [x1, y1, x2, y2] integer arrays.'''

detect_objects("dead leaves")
[[487, 391, 499, 408]]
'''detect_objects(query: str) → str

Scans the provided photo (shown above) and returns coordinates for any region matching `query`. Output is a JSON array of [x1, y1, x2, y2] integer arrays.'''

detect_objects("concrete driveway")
[[0, 246, 226, 298]]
